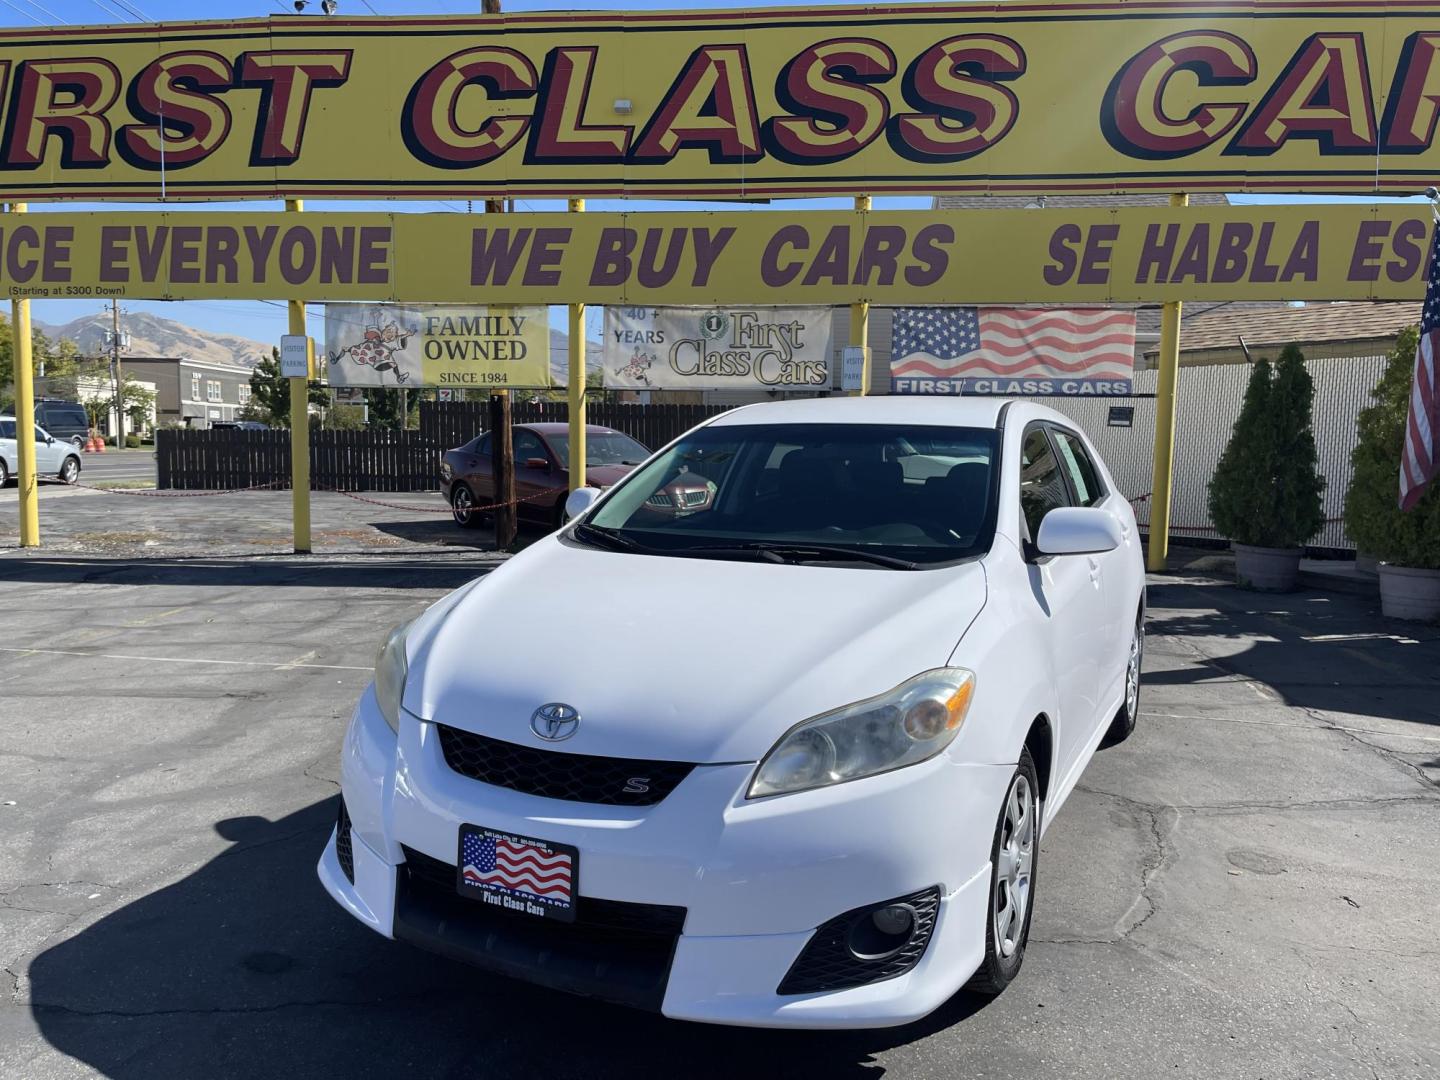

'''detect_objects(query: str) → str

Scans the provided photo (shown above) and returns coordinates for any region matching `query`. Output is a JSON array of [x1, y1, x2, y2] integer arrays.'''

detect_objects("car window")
[[549, 431, 649, 468], [586, 422, 1001, 566], [34, 425, 49, 443], [1019, 427, 1073, 540], [0, 420, 14, 438], [1052, 429, 1105, 508], [473, 433, 491, 455], [513, 430, 546, 462]]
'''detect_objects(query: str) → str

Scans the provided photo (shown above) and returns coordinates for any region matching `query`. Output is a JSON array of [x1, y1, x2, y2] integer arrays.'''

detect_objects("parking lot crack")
[[1298, 706, 1440, 793]]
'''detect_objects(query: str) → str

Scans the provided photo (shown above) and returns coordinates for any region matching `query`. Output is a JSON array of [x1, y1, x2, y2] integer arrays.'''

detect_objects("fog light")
[[847, 902, 917, 961]]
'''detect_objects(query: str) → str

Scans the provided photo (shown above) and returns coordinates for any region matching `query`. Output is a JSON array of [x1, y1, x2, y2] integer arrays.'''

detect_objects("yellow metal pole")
[[286, 198, 312, 554], [9, 202, 39, 547], [851, 195, 872, 395], [1146, 192, 1188, 573], [567, 198, 587, 491]]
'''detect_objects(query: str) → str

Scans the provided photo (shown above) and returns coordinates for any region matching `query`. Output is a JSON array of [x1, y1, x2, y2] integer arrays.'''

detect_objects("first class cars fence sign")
[[0, 205, 1433, 304], [603, 306, 834, 390], [2, 3, 1440, 201]]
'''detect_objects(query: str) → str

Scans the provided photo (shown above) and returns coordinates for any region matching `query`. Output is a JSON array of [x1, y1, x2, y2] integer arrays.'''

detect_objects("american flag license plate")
[[456, 825, 578, 923]]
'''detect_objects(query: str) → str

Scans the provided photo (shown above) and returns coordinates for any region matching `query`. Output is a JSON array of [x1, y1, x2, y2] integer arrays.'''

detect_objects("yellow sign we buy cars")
[[0, 205, 1432, 304], [0, 2, 1437, 201]]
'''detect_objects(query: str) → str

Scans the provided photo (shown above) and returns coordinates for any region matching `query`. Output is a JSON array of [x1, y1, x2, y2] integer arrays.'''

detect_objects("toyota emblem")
[[530, 703, 581, 741]]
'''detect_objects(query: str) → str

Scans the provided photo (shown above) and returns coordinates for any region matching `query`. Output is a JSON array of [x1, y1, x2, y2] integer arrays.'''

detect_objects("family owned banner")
[[323, 304, 550, 388], [890, 308, 1137, 396], [603, 307, 834, 391]]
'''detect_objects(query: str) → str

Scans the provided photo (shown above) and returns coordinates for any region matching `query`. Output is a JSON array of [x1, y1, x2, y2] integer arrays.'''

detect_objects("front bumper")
[[319, 687, 1011, 1029]]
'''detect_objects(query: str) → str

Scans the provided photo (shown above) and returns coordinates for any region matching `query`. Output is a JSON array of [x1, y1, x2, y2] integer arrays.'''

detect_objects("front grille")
[[778, 887, 941, 995], [335, 798, 355, 883], [395, 846, 686, 1011], [435, 724, 694, 806]]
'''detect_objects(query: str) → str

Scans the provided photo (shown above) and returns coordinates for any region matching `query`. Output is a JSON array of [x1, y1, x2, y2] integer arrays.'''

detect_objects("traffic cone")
[[85, 433, 98, 452], [94, 433, 105, 453]]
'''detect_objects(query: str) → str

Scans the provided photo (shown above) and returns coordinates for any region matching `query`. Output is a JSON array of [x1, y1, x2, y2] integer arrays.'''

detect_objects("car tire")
[[966, 746, 1040, 998], [1100, 610, 1144, 749], [59, 456, 80, 484], [0, 458, 9, 486], [70, 435, 85, 449], [451, 484, 484, 529]]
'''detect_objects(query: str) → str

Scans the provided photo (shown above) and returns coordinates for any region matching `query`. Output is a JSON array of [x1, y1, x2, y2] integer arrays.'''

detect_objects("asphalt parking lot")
[[1, 549, 1437, 1079]]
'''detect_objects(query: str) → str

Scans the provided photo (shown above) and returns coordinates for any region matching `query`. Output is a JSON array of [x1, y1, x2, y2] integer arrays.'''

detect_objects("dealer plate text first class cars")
[[319, 397, 1144, 1029]]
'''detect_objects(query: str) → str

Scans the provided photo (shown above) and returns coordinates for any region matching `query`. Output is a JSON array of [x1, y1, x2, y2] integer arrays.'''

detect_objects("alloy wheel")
[[993, 773, 1035, 959], [452, 487, 473, 524], [61, 458, 78, 484], [1125, 623, 1142, 720]]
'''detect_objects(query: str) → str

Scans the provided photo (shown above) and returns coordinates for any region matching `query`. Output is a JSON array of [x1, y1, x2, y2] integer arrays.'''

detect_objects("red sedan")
[[440, 422, 650, 530]]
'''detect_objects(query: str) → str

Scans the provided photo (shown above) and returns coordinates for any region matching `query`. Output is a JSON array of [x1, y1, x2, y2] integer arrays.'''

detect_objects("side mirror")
[[1035, 507, 1123, 557], [563, 486, 601, 521], [524, 456, 550, 470]]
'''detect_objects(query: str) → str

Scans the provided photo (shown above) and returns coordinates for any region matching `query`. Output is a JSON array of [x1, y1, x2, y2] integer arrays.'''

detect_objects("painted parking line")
[[0, 645, 371, 672]]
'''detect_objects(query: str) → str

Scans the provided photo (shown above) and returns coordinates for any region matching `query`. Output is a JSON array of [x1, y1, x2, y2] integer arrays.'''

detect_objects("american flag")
[[890, 307, 1136, 380], [462, 833, 573, 901], [1400, 225, 1440, 510]]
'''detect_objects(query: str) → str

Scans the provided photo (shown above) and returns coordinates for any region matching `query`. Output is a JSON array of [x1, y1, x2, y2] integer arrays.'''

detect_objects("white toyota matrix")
[[320, 397, 1145, 1029]]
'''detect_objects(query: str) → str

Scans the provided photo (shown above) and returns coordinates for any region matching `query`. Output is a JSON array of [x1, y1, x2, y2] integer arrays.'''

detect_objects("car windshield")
[[583, 422, 1000, 567], [550, 431, 649, 468]]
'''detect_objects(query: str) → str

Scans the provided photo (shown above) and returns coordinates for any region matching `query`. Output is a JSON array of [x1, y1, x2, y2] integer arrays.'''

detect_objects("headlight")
[[748, 669, 975, 799], [373, 621, 411, 734]]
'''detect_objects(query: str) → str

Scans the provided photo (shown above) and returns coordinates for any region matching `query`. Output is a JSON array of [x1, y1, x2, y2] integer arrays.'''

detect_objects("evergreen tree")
[[1344, 326, 1440, 568], [1208, 345, 1326, 548], [248, 348, 328, 427]]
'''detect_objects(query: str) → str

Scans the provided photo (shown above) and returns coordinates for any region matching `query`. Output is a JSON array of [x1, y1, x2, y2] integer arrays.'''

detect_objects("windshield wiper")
[[678, 542, 920, 570], [571, 522, 652, 554]]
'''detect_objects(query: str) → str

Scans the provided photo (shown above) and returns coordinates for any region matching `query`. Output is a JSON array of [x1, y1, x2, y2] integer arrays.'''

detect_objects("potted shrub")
[[1208, 346, 1326, 591], [1344, 326, 1440, 621]]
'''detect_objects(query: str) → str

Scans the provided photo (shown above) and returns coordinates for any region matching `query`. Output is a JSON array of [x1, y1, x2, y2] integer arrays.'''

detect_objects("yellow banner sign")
[[323, 304, 550, 388], [1, 4, 1440, 201], [0, 206, 1432, 303]]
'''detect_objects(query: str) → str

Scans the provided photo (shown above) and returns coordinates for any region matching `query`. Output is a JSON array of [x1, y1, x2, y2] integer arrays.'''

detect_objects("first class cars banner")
[[324, 304, 550, 387], [1, 205, 1433, 304], [604, 306, 834, 390], [3, 3, 1440, 201]]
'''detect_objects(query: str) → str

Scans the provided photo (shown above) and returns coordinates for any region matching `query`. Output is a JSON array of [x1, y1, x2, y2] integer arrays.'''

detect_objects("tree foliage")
[[1344, 326, 1440, 568], [248, 348, 328, 427], [363, 387, 419, 430], [1208, 345, 1326, 548], [0, 315, 84, 412]]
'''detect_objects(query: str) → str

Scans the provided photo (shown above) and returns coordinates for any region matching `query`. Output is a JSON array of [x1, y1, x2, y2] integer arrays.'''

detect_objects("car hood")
[[405, 537, 988, 764], [581, 463, 634, 488]]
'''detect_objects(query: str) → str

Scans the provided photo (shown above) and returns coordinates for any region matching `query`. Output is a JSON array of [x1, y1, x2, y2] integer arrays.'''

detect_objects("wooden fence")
[[157, 399, 733, 491]]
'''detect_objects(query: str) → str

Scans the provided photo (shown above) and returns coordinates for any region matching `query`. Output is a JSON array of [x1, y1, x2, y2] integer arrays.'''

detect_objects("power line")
[[17, 0, 67, 23], [88, 0, 131, 21], [0, 0, 44, 24], [108, 0, 151, 20]]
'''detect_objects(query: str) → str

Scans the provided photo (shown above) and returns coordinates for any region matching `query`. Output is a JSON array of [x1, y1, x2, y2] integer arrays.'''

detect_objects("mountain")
[[548, 328, 606, 386], [34, 311, 272, 369]]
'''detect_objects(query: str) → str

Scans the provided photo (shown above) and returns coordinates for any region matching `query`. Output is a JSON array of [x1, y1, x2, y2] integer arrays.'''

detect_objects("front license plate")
[[456, 824, 579, 923]]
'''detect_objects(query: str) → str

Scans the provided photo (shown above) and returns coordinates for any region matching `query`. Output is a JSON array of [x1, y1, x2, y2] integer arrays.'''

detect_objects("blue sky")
[[3, 0, 1428, 343]]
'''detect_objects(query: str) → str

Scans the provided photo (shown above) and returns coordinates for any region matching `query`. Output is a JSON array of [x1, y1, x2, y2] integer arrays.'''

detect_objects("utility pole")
[[286, 199, 312, 554], [483, 0, 517, 552], [110, 298, 126, 448]]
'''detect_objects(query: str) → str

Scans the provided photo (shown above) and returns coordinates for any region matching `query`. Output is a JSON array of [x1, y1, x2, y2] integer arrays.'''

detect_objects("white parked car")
[[320, 397, 1144, 1029], [0, 416, 83, 487]]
